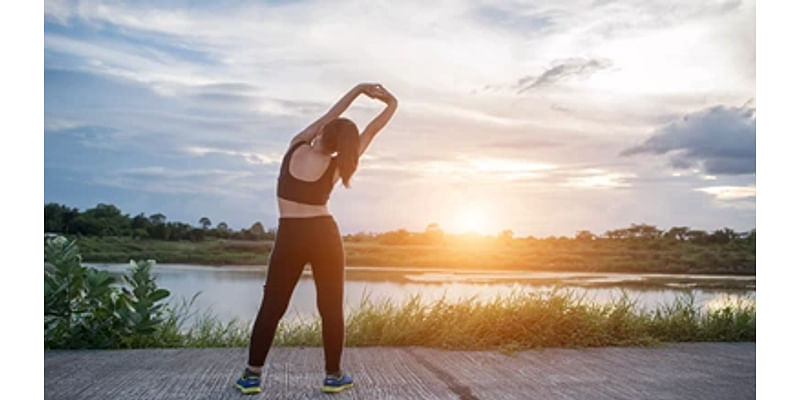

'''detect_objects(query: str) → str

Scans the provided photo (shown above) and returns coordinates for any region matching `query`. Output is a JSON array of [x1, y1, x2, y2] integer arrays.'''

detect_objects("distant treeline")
[[45, 203, 275, 242], [45, 202, 755, 246]]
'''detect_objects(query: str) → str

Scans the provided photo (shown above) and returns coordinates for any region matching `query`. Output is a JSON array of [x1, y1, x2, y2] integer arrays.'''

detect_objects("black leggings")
[[247, 215, 345, 374]]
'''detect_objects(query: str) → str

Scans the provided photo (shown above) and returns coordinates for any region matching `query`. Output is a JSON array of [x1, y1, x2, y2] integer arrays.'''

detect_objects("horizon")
[[44, 201, 754, 238], [44, 0, 755, 237]]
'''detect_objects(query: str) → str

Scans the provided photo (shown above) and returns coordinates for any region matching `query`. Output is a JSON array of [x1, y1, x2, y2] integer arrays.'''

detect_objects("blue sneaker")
[[235, 369, 261, 395], [322, 371, 354, 393]]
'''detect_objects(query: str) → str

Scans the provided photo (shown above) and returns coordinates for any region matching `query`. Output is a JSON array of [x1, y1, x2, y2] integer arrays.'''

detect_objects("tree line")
[[344, 223, 755, 246], [45, 203, 274, 241], [45, 203, 755, 246]]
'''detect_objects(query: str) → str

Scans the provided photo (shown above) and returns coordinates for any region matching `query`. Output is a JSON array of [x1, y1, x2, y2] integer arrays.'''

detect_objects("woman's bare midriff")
[[277, 163, 340, 218], [277, 197, 332, 218]]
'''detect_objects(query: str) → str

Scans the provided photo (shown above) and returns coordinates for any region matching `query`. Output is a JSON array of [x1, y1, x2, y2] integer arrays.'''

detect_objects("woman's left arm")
[[358, 85, 398, 157]]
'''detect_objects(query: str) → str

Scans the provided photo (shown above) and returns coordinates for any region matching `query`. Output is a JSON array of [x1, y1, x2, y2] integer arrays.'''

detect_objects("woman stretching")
[[235, 83, 398, 395]]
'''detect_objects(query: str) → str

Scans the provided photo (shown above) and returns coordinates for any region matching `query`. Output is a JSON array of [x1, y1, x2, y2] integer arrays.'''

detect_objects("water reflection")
[[87, 263, 756, 324]]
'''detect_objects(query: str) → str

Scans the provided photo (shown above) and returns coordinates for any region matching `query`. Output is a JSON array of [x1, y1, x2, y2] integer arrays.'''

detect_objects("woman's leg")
[[309, 217, 346, 375], [247, 220, 307, 368]]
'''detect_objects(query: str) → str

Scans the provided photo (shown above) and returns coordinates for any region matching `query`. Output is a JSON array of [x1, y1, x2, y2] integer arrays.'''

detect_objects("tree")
[[131, 213, 151, 230], [625, 223, 662, 240], [575, 230, 596, 241], [149, 213, 166, 225], [250, 222, 265, 235], [686, 230, 709, 244], [215, 222, 230, 239], [72, 203, 131, 236], [604, 229, 626, 240], [44, 203, 79, 234], [664, 226, 690, 241], [498, 229, 514, 244], [199, 217, 212, 230], [709, 227, 738, 244], [743, 229, 755, 245], [423, 223, 445, 245]]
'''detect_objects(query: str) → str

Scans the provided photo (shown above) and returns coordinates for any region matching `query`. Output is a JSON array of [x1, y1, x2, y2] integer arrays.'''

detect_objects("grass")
[[73, 236, 755, 275], [146, 289, 755, 351]]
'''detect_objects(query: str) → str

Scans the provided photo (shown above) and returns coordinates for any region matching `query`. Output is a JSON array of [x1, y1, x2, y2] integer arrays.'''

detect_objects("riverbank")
[[73, 236, 755, 275], [47, 237, 754, 353], [45, 343, 755, 399]]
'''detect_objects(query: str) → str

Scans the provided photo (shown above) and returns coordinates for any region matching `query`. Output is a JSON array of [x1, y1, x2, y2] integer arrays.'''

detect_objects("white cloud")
[[560, 169, 635, 189], [695, 185, 756, 200], [183, 146, 282, 166]]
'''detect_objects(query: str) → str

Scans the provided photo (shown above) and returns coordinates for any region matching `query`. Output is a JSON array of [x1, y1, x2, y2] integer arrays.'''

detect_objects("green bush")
[[44, 236, 172, 348]]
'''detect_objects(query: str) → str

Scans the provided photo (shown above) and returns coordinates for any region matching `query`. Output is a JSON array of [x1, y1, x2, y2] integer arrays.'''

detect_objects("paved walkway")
[[44, 342, 754, 399]]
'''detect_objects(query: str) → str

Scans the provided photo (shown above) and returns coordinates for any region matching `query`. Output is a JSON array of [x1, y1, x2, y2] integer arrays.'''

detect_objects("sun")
[[454, 205, 488, 234]]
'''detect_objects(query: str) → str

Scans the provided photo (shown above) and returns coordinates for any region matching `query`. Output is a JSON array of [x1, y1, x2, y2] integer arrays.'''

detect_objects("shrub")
[[44, 236, 171, 348]]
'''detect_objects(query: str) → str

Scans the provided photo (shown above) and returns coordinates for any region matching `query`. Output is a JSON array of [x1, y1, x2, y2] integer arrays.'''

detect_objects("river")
[[87, 263, 756, 324]]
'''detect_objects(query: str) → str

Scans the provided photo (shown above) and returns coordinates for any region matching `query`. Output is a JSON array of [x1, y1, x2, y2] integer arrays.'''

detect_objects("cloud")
[[183, 146, 282, 166], [515, 58, 613, 93], [558, 169, 635, 189], [620, 105, 755, 175], [695, 185, 755, 200]]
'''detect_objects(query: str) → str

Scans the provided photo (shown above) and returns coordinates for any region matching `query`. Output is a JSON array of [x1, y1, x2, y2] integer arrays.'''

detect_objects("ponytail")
[[321, 118, 360, 188]]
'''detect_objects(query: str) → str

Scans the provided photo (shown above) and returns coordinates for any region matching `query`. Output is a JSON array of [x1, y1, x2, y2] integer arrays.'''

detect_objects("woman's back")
[[277, 140, 341, 218]]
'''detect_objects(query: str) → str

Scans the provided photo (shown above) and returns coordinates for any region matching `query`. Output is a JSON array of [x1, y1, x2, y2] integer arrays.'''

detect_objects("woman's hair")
[[320, 118, 360, 188]]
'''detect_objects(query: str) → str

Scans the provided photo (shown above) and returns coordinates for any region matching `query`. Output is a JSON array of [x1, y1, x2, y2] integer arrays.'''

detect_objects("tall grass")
[[148, 289, 754, 351]]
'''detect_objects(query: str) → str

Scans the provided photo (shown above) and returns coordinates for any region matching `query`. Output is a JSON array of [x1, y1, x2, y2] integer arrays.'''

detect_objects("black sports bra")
[[276, 140, 337, 205]]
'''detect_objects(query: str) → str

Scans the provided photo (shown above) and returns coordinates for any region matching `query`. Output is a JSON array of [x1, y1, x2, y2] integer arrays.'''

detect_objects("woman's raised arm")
[[290, 83, 375, 146], [358, 85, 397, 157]]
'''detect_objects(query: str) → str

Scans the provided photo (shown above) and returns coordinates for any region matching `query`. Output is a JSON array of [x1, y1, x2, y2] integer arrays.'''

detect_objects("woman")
[[235, 83, 398, 395]]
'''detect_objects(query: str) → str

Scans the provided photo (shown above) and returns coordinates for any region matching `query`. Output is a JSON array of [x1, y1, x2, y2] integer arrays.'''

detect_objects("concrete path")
[[44, 343, 754, 400]]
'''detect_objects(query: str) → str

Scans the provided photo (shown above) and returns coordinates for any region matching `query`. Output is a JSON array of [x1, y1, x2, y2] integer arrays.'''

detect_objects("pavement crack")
[[405, 348, 480, 400]]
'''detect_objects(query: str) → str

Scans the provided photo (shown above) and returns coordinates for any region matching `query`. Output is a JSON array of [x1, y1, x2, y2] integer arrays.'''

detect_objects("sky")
[[43, 0, 756, 237]]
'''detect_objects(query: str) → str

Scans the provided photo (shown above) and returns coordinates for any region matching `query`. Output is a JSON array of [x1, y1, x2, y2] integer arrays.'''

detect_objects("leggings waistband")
[[278, 214, 334, 221]]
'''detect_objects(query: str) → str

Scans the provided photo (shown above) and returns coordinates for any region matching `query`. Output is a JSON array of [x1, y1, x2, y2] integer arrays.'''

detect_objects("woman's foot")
[[235, 368, 262, 395], [321, 371, 354, 393]]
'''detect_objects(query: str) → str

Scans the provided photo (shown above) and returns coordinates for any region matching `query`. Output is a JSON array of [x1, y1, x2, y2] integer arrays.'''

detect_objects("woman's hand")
[[363, 84, 396, 105], [357, 83, 379, 96], [359, 83, 381, 98]]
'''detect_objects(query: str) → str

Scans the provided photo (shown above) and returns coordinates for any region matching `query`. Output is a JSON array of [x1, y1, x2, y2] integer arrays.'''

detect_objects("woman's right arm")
[[358, 85, 398, 157]]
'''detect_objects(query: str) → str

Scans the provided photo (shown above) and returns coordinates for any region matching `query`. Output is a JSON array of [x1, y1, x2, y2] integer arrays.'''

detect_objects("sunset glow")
[[449, 203, 491, 234]]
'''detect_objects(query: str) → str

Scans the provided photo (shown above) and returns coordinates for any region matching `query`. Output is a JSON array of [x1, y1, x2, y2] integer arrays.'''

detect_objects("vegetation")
[[44, 236, 754, 350], [44, 237, 171, 348], [45, 203, 274, 241], [46, 203, 755, 274], [70, 234, 755, 275]]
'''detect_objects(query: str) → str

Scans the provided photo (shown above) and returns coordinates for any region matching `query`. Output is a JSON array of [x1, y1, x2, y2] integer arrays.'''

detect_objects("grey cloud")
[[621, 105, 755, 175], [472, 4, 554, 34], [516, 58, 612, 93]]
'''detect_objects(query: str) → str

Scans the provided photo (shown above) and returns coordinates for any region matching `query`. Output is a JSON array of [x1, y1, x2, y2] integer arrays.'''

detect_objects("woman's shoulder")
[[288, 138, 310, 150]]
